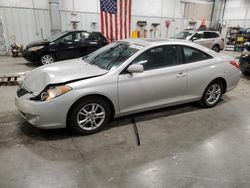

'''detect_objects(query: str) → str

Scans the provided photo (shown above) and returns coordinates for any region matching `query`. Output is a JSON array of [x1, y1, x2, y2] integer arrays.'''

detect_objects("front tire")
[[68, 97, 111, 135], [40, 54, 55, 65], [199, 80, 224, 108]]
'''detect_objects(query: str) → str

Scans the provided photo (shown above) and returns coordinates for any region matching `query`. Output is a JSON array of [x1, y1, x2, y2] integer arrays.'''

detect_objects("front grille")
[[17, 87, 29, 97]]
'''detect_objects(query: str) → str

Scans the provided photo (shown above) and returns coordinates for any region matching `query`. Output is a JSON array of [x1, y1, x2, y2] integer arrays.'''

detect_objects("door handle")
[[68, 46, 74, 49], [90, 42, 98, 45], [176, 72, 186, 78]]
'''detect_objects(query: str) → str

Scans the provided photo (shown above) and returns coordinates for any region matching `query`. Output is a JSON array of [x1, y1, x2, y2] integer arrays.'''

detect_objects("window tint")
[[182, 46, 212, 63], [74, 32, 98, 41], [75, 32, 82, 41], [192, 32, 203, 40], [60, 34, 73, 43], [98, 33, 108, 41], [204, 32, 219, 39], [132, 45, 181, 70], [210, 32, 219, 38], [89, 33, 100, 40], [81, 32, 90, 39]]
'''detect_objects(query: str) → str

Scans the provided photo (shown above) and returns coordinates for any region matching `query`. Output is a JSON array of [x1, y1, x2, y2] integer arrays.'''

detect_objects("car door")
[[180, 45, 214, 100], [118, 45, 188, 114], [56, 33, 77, 60], [77, 32, 102, 57], [192, 32, 208, 48], [202, 32, 215, 49]]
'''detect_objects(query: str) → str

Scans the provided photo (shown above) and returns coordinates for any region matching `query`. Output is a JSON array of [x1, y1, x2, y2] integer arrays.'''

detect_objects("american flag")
[[100, 0, 132, 41]]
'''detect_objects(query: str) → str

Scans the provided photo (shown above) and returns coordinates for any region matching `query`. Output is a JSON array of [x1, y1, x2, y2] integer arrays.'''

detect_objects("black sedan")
[[23, 30, 109, 65]]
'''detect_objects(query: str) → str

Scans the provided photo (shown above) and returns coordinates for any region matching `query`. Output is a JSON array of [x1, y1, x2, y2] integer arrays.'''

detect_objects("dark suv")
[[23, 31, 109, 64]]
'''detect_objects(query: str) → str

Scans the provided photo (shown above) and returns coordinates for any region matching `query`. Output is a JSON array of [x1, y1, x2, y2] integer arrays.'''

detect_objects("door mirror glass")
[[127, 64, 144, 73]]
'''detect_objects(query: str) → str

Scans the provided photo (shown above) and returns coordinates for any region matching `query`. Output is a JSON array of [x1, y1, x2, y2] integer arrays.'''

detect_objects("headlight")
[[28, 46, 44, 52], [40, 85, 72, 101]]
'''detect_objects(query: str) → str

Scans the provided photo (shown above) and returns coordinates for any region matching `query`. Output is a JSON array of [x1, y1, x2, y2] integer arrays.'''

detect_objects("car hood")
[[22, 58, 108, 96], [26, 40, 50, 49]]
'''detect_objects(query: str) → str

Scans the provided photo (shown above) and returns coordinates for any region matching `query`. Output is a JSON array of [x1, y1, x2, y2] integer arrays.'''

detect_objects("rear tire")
[[199, 80, 224, 108], [212, 45, 220, 52], [68, 97, 111, 135], [242, 71, 250, 77]]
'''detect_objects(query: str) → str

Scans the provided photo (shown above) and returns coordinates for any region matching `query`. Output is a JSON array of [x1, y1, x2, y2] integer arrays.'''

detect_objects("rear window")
[[182, 46, 212, 63], [204, 32, 219, 39]]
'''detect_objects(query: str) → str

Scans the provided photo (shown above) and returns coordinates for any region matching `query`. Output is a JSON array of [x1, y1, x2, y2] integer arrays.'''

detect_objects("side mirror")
[[127, 64, 144, 73], [192, 37, 198, 42]]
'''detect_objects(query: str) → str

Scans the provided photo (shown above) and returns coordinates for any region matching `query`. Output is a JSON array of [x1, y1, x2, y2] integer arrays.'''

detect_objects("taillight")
[[230, 60, 240, 69], [221, 38, 225, 43]]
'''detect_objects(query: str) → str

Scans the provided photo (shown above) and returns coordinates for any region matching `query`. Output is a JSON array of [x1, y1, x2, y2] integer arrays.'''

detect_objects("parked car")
[[15, 39, 241, 135], [23, 30, 109, 65], [239, 41, 250, 76], [172, 29, 224, 52]]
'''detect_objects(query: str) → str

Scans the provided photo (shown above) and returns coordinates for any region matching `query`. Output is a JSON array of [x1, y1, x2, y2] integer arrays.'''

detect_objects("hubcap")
[[206, 84, 221, 105], [77, 103, 105, 131], [41, 55, 54, 64]]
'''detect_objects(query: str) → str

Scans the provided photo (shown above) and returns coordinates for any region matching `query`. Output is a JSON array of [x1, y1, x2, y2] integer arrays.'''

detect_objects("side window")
[[132, 45, 180, 71], [182, 46, 212, 63], [60, 34, 73, 43], [192, 32, 203, 40], [210, 32, 219, 38], [81, 32, 90, 40], [89, 33, 100, 40], [204, 32, 210, 38], [74, 32, 82, 41]]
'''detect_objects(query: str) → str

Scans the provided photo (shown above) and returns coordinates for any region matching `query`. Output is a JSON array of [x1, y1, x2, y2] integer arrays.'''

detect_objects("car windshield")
[[45, 32, 67, 41], [83, 42, 142, 70], [172, 31, 194, 39]]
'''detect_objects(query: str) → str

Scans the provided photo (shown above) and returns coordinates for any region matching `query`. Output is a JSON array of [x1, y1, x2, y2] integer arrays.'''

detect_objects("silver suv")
[[172, 30, 224, 52]]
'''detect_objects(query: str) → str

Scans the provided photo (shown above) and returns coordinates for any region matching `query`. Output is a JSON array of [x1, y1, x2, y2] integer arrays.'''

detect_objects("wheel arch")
[[210, 77, 227, 93], [40, 52, 57, 61], [66, 94, 116, 127], [212, 44, 220, 51]]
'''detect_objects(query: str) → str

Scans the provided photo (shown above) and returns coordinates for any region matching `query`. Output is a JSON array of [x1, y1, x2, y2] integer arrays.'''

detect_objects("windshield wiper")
[[106, 54, 121, 70]]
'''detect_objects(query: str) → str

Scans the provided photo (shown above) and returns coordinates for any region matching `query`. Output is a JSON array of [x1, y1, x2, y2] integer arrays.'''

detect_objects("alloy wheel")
[[206, 84, 221, 105], [77, 103, 106, 131]]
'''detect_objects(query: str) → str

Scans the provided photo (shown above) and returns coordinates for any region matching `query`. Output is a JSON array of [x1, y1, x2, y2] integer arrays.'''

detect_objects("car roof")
[[121, 38, 193, 47], [121, 38, 221, 58], [184, 29, 219, 32], [65, 30, 101, 34]]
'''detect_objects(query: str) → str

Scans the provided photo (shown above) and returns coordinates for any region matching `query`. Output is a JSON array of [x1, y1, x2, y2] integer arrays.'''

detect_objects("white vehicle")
[[172, 30, 225, 52]]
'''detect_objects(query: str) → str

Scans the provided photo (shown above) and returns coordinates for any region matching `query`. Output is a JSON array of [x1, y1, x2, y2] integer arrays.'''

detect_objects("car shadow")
[[21, 62, 40, 68], [20, 100, 224, 141]]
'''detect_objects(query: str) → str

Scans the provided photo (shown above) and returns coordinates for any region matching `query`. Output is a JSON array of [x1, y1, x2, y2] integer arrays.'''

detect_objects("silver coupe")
[[15, 39, 241, 134]]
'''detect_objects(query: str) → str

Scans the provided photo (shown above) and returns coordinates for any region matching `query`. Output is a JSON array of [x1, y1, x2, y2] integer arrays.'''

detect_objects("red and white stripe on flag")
[[100, 0, 132, 41]]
